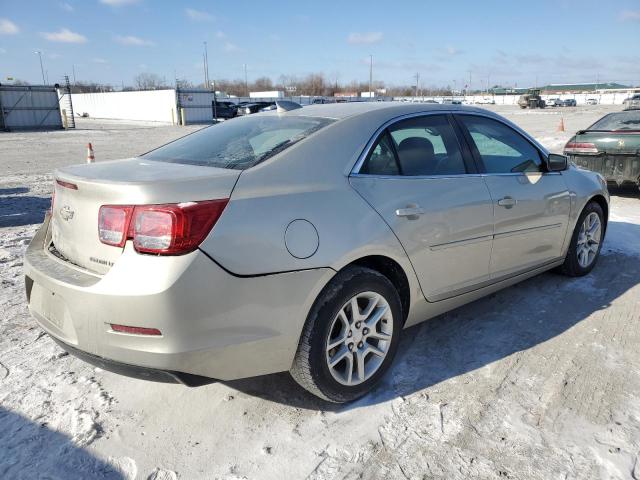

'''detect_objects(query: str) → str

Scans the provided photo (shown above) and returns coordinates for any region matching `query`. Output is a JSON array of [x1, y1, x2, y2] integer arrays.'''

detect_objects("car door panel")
[[350, 176, 494, 301], [350, 113, 494, 302], [483, 173, 570, 276], [455, 113, 571, 277]]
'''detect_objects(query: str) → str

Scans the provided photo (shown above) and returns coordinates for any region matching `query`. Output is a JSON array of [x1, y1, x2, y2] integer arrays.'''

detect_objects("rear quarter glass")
[[143, 115, 334, 170]]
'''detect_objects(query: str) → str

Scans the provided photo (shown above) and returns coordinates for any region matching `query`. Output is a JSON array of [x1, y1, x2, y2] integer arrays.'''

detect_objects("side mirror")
[[547, 153, 568, 172]]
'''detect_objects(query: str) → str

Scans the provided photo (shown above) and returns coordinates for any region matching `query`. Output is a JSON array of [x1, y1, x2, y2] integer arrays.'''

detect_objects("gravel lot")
[[1, 106, 639, 480]]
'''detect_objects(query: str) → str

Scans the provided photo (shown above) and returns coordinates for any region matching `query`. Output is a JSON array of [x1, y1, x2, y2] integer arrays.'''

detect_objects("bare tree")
[[134, 73, 168, 90], [253, 76, 274, 91]]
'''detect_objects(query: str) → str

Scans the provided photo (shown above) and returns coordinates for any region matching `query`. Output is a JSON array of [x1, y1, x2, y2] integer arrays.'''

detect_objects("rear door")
[[350, 113, 494, 302], [455, 113, 571, 278]]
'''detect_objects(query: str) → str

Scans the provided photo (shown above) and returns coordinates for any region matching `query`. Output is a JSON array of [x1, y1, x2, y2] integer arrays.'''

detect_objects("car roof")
[[268, 101, 490, 122]]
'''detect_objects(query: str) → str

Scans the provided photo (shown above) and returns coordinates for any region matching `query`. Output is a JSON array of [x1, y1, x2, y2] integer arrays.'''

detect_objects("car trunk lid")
[[51, 158, 240, 275]]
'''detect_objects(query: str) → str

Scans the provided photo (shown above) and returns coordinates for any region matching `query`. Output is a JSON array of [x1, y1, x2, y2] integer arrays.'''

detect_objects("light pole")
[[203, 41, 210, 89], [243, 64, 248, 97], [369, 54, 373, 99], [35, 51, 46, 85]]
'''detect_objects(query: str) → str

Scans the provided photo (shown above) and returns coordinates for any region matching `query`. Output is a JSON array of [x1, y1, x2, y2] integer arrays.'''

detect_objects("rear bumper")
[[50, 335, 214, 386], [25, 216, 334, 381], [572, 155, 640, 185]]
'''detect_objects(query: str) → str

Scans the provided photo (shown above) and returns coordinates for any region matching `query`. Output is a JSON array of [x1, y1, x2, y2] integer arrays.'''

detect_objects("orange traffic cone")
[[86, 143, 95, 163], [557, 117, 565, 132]]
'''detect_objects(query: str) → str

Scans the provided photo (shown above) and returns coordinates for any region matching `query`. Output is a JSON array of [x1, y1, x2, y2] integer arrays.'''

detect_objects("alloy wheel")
[[577, 212, 602, 268], [325, 291, 393, 386]]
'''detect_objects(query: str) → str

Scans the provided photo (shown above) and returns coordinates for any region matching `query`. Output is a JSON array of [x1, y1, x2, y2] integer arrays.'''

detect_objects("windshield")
[[589, 111, 640, 131], [143, 115, 334, 169]]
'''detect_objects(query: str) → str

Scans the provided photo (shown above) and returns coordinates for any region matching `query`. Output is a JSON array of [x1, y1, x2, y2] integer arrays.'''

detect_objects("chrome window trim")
[[350, 109, 551, 177]]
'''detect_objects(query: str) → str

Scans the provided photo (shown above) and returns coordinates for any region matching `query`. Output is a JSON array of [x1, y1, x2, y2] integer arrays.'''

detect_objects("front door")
[[350, 114, 494, 301], [455, 113, 571, 278]]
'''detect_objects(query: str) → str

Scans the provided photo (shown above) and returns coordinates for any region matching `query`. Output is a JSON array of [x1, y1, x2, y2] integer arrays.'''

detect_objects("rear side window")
[[589, 111, 640, 131], [361, 115, 466, 176], [458, 115, 542, 174], [143, 115, 334, 170], [360, 132, 399, 175]]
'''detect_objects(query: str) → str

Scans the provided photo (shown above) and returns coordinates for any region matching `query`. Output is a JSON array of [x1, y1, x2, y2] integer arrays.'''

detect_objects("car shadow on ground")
[[225, 221, 640, 411], [0, 407, 125, 479], [0, 193, 49, 228]]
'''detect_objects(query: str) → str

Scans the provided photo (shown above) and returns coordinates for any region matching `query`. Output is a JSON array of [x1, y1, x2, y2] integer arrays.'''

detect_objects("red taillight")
[[99, 205, 134, 247], [110, 324, 162, 336], [98, 199, 228, 255], [56, 179, 78, 190], [564, 142, 599, 155]]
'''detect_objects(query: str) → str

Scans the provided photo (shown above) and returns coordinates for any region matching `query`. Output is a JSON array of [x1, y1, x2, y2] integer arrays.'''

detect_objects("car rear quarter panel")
[[199, 113, 425, 322]]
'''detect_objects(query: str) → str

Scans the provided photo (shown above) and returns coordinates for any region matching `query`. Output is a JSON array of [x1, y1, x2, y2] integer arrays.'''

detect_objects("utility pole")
[[369, 54, 373, 98], [72, 64, 77, 86], [243, 64, 248, 97], [35, 51, 46, 84], [468, 70, 472, 94], [203, 42, 210, 89], [414, 72, 420, 98]]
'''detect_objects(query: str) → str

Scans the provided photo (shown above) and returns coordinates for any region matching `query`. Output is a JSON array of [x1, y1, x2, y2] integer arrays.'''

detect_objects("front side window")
[[458, 115, 542, 174], [361, 115, 466, 176], [144, 115, 333, 170]]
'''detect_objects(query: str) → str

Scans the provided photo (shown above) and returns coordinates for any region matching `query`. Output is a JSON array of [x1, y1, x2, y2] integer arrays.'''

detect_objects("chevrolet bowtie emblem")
[[618, 139, 625, 148], [60, 205, 75, 221]]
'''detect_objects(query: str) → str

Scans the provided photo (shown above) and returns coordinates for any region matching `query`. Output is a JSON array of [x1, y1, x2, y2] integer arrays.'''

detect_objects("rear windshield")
[[143, 115, 334, 169], [589, 111, 640, 131]]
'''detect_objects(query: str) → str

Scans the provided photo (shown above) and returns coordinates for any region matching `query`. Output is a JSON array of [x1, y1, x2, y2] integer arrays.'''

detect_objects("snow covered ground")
[[1, 108, 639, 479]]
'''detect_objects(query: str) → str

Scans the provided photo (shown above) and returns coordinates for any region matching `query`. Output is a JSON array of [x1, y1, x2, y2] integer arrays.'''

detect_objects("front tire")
[[560, 201, 605, 276], [290, 266, 402, 403]]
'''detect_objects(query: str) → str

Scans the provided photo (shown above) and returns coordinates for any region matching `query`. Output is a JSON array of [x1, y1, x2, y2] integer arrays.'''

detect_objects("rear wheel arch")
[[345, 255, 410, 325]]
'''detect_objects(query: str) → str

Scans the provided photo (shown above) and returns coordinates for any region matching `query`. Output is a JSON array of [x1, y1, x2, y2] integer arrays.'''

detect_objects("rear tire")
[[560, 201, 605, 277], [290, 266, 402, 403]]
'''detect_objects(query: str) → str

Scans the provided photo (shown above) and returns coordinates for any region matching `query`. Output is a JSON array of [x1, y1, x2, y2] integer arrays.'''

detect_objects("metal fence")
[[0, 85, 64, 131]]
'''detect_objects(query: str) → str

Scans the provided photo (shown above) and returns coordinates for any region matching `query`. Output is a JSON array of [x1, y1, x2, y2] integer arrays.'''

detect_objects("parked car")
[[546, 98, 562, 107], [25, 103, 609, 403], [586, 98, 599, 105], [475, 98, 496, 105], [442, 98, 462, 105], [238, 102, 275, 115], [623, 94, 640, 110], [562, 99, 577, 107], [212, 101, 237, 120], [565, 109, 640, 189]]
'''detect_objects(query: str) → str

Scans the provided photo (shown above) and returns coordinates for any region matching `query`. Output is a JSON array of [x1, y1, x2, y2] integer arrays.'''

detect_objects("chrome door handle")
[[395, 206, 425, 218], [497, 196, 517, 208]]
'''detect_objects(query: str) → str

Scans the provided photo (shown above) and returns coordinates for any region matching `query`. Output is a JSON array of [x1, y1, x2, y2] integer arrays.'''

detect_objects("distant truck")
[[518, 89, 546, 109]]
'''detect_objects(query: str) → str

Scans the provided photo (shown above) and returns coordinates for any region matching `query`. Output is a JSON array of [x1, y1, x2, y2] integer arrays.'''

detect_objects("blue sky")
[[1, 0, 639, 89]]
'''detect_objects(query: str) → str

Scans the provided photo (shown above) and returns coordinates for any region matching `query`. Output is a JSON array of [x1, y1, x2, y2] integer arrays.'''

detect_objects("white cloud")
[[619, 10, 640, 22], [0, 18, 19, 35], [48, 53, 62, 59], [114, 35, 154, 46], [60, 2, 74, 12], [92, 57, 108, 64], [445, 45, 462, 56], [185, 8, 214, 22], [215, 31, 226, 39], [41, 28, 87, 43], [347, 32, 383, 45], [100, 0, 140, 6], [223, 42, 242, 53]]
